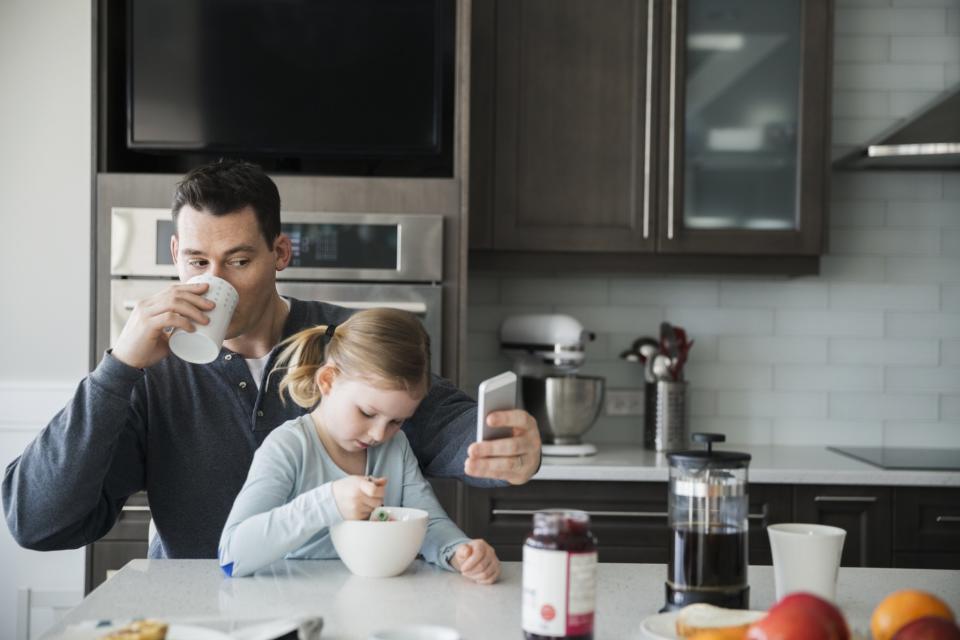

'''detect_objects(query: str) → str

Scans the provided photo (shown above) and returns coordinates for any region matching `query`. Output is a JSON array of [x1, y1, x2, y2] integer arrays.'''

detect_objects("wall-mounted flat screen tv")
[[127, 0, 454, 172]]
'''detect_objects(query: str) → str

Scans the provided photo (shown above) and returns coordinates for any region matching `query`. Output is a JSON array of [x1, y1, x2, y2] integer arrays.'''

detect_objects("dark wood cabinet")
[[748, 484, 794, 565], [793, 486, 892, 568], [892, 487, 960, 569], [464, 480, 670, 562], [469, 0, 832, 266]]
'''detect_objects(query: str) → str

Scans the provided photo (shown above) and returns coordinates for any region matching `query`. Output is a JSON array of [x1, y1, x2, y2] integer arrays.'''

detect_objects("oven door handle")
[[326, 301, 427, 314]]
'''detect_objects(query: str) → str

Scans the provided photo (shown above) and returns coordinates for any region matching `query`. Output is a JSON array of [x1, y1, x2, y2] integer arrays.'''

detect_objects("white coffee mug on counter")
[[168, 274, 239, 364], [768, 523, 846, 601]]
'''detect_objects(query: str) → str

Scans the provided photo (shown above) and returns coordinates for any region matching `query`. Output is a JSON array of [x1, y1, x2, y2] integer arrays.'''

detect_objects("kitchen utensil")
[[644, 380, 688, 452], [521, 375, 605, 446], [652, 354, 673, 380], [664, 433, 752, 611]]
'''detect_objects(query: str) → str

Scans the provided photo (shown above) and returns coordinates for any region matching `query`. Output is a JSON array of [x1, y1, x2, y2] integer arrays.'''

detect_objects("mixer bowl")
[[521, 375, 606, 444]]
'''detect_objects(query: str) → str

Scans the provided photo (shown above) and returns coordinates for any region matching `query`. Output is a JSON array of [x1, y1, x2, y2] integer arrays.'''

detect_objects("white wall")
[[466, 0, 960, 448], [0, 0, 92, 637]]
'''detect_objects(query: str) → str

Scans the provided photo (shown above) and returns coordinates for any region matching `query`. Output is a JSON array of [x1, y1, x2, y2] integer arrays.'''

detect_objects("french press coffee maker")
[[664, 432, 751, 611]]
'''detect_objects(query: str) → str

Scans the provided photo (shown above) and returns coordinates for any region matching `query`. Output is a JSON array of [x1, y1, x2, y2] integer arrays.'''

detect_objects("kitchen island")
[[45, 560, 960, 639]]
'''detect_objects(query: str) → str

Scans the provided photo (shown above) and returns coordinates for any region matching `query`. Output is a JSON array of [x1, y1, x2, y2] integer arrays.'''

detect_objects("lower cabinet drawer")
[[893, 487, 960, 555], [464, 480, 670, 562]]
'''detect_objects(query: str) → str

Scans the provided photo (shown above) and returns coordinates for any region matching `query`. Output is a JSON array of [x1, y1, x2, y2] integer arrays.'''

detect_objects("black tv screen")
[[127, 0, 454, 162]]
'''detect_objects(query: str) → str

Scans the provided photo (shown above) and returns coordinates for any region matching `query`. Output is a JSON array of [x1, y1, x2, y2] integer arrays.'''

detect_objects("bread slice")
[[675, 603, 766, 638]]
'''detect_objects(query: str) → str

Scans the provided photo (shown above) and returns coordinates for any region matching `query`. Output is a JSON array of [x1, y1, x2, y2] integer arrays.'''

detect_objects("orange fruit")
[[871, 589, 955, 640]]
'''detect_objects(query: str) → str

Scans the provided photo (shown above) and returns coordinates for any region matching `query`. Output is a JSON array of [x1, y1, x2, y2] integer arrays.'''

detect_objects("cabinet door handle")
[[641, 0, 655, 240], [814, 496, 878, 503], [936, 515, 960, 523], [121, 505, 151, 512], [666, 0, 678, 240], [748, 513, 767, 520], [492, 509, 667, 519]]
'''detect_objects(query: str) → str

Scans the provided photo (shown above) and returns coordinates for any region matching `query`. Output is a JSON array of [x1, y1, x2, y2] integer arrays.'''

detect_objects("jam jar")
[[522, 510, 598, 640]]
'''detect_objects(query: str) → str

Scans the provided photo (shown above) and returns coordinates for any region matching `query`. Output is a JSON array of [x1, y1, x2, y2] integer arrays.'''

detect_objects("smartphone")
[[476, 371, 518, 441]]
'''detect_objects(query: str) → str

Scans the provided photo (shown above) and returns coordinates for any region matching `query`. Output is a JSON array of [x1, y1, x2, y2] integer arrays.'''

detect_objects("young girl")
[[218, 307, 500, 583]]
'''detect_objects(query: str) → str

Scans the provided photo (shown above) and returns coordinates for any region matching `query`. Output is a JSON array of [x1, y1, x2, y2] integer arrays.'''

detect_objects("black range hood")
[[836, 85, 960, 169]]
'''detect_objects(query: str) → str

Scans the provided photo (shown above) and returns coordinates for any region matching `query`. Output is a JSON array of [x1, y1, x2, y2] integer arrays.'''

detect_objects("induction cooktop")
[[828, 446, 960, 471]]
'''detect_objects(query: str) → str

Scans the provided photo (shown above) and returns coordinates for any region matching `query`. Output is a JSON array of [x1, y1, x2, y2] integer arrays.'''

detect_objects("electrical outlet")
[[605, 388, 645, 416]]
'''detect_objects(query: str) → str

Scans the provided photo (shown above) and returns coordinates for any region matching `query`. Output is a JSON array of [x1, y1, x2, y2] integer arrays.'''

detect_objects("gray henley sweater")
[[2, 298, 496, 559]]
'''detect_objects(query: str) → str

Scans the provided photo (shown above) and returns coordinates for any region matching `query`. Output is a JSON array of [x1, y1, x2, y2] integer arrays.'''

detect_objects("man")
[[3, 160, 541, 559]]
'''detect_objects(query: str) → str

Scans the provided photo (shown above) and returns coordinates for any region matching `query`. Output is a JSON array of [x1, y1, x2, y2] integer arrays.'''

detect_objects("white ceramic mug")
[[168, 274, 239, 364], [768, 523, 846, 601]]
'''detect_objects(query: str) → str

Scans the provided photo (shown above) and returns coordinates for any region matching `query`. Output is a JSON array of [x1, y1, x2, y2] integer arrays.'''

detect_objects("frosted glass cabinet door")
[[658, 0, 830, 255]]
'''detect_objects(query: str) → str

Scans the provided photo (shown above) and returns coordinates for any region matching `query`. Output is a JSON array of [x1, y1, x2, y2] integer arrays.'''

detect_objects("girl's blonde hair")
[[272, 307, 431, 409]]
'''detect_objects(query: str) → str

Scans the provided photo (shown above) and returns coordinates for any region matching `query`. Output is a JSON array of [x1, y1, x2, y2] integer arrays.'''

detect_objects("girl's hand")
[[451, 539, 500, 584], [332, 476, 386, 520]]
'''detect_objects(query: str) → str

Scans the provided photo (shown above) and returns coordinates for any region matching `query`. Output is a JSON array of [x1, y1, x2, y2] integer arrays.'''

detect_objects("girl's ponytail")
[[272, 324, 334, 408]]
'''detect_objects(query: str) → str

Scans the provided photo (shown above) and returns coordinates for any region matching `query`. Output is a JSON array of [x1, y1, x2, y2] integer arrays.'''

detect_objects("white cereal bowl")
[[330, 506, 428, 578]]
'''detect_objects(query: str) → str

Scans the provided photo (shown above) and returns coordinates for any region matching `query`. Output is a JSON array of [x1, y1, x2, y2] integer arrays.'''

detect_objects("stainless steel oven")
[[105, 207, 444, 372]]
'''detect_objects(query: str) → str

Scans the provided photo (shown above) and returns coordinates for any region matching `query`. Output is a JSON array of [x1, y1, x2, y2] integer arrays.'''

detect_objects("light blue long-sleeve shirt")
[[218, 414, 471, 577]]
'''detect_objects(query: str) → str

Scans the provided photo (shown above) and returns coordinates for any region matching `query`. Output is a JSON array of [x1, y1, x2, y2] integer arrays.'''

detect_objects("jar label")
[[522, 547, 597, 636]]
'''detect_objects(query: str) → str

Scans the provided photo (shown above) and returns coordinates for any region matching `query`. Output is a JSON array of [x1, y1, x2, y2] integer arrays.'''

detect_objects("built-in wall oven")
[[105, 208, 444, 372]]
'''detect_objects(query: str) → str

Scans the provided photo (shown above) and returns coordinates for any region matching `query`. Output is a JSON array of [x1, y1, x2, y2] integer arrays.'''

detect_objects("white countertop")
[[46, 559, 960, 640], [534, 444, 960, 486]]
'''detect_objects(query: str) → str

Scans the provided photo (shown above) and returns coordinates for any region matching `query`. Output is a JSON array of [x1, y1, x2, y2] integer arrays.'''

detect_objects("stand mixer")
[[500, 314, 606, 457]]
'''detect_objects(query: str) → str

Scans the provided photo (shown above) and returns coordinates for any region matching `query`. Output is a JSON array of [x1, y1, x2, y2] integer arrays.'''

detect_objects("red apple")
[[893, 616, 960, 640], [746, 605, 835, 640], [767, 592, 850, 640]]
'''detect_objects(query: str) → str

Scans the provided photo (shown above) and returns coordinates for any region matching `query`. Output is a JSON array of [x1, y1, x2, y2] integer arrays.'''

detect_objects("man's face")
[[171, 205, 289, 341]]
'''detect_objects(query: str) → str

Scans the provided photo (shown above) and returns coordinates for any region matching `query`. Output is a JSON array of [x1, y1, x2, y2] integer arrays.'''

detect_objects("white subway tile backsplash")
[[883, 421, 960, 447], [718, 337, 829, 364], [685, 362, 773, 390], [466, 276, 500, 305], [775, 364, 884, 391], [944, 286, 960, 313], [833, 91, 891, 117], [466, 331, 501, 362], [776, 310, 884, 336], [891, 36, 960, 61], [834, 37, 892, 62], [941, 395, 960, 419], [887, 201, 960, 227], [817, 256, 887, 282], [830, 228, 941, 255], [946, 63, 959, 85], [501, 278, 609, 305], [836, 9, 948, 34], [834, 63, 944, 90], [887, 366, 960, 392], [888, 312, 960, 338], [831, 200, 887, 227], [609, 279, 719, 307], [886, 257, 960, 283], [467, 304, 549, 331], [830, 392, 939, 420], [664, 308, 774, 336], [830, 338, 941, 364], [945, 174, 960, 198], [772, 419, 884, 446], [949, 7, 959, 33], [689, 390, 717, 417], [688, 417, 773, 445], [719, 282, 828, 309], [832, 117, 899, 145], [942, 229, 960, 258], [888, 90, 943, 116], [832, 172, 943, 200], [829, 283, 940, 310], [945, 340, 960, 365], [555, 305, 663, 334], [718, 390, 828, 418]]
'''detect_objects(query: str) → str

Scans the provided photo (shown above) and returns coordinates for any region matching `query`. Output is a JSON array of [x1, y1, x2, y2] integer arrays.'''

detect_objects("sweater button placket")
[[238, 381, 247, 390]]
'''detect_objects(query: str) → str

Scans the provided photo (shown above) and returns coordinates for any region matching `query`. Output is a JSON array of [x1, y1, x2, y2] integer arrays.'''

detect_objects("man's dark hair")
[[172, 159, 281, 246]]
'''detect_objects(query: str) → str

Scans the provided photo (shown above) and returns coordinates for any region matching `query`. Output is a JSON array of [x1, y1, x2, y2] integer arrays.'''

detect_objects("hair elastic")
[[324, 324, 338, 341]]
